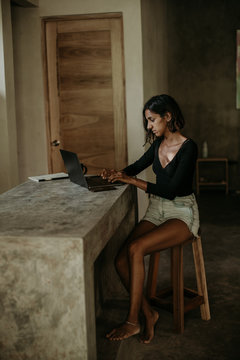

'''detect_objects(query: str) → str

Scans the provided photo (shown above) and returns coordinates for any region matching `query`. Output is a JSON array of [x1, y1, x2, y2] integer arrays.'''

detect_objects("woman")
[[101, 94, 199, 343]]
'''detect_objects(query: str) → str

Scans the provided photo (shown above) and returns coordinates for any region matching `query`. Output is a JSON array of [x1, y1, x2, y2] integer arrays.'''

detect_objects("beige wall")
[[0, 0, 19, 194], [11, 0, 149, 218], [12, 4, 48, 186], [12, 0, 38, 6]]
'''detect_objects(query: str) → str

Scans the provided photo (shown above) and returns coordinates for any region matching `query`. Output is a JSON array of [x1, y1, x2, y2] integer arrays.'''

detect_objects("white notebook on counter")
[[28, 172, 69, 182]]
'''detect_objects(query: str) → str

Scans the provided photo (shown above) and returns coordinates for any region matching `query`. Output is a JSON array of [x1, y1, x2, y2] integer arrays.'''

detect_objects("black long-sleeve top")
[[123, 138, 198, 200]]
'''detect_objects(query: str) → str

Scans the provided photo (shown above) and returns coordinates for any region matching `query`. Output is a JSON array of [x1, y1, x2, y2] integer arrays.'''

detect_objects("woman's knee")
[[127, 239, 144, 258], [114, 250, 127, 272]]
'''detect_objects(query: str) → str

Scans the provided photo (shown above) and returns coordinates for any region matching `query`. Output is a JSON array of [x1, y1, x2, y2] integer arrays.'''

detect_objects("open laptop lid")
[[60, 149, 88, 188]]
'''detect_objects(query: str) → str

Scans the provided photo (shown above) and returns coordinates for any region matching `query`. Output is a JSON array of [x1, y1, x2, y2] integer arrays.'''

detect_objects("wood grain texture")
[[110, 18, 127, 170], [58, 23, 114, 173], [42, 13, 122, 22], [45, 22, 63, 173], [58, 31, 112, 91], [43, 15, 127, 174], [192, 236, 211, 321], [41, 20, 51, 172], [172, 246, 184, 333], [57, 19, 111, 33]]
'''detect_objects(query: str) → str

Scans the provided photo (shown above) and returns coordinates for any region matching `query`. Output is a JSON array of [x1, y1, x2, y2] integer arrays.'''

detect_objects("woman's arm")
[[122, 140, 156, 176], [107, 171, 147, 191], [100, 140, 157, 189]]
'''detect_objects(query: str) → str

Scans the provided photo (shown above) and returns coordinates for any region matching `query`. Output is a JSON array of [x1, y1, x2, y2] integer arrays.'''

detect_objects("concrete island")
[[0, 179, 137, 360]]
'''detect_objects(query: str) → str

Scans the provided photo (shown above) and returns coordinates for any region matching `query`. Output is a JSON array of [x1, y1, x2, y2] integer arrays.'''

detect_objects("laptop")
[[60, 149, 123, 192]]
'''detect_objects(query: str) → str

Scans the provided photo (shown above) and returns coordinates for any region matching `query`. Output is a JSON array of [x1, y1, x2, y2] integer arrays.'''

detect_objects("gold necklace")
[[164, 140, 184, 147]]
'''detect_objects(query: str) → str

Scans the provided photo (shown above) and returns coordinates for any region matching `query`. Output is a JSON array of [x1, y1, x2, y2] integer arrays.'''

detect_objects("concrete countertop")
[[0, 179, 129, 239]]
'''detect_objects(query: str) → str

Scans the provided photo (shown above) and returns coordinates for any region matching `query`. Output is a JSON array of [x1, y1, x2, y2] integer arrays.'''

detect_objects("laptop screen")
[[60, 149, 88, 187]]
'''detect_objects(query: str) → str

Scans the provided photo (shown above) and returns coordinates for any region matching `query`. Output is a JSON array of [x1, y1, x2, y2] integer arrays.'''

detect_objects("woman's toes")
[[141, 336, 151, 344], [106, 322, 140, 341], [139, 310, 159, 344], [106, 328, 116, 338]]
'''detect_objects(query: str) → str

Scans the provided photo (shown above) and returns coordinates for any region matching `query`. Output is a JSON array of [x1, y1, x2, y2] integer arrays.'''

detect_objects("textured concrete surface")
[[96, 192, 240, 360], [0, 180, 137, 360]]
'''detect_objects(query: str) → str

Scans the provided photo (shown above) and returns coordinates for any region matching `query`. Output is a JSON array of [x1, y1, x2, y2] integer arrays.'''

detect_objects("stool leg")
[[147, 252, 160, 299], [171, 245, 184, 333], [192, 236, 211, 321]]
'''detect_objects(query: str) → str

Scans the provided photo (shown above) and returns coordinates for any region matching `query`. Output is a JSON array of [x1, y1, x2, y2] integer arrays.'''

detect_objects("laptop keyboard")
[[86, 176, 122, 187]]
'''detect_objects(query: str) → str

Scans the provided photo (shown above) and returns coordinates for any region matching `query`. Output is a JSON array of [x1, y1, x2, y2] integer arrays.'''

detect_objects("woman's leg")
[[107, 218, 193, 342], [106, 220, 158, 341]]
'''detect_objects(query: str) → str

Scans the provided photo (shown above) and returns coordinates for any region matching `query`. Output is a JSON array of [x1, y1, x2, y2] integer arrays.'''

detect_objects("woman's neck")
[[163, 131, 186, 146]]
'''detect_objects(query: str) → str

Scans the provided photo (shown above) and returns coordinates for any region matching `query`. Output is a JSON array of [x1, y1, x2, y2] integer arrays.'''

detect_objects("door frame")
[[41, 12, 127, 173]]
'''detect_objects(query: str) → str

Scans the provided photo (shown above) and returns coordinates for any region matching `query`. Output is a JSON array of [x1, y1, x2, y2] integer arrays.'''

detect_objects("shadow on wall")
[[0, 93, 20, 194], [0, 94, 10, 194], [167, 0, 240, 191]]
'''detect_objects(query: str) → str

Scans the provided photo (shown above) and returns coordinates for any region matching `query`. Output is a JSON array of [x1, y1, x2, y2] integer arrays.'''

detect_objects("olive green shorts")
[[142, 193, 199, 237]]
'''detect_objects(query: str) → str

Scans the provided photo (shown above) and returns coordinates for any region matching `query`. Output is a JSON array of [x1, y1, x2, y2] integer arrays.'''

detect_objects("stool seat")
[[146, 234, 211, 333]]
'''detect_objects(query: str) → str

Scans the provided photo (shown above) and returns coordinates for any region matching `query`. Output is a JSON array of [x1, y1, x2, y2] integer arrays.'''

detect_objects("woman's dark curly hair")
[[143, 94, 185, 143]]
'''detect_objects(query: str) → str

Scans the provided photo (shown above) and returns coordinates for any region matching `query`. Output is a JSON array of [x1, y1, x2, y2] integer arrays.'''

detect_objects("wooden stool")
[[146, 234, 211, 333]]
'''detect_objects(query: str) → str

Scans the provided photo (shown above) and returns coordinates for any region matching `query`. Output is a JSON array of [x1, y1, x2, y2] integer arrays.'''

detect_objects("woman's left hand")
[[108, 171, 132, 184], [108, 171, 147, 192]]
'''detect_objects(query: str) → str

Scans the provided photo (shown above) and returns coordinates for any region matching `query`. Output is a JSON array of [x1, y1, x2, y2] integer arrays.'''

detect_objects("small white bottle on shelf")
[[202, 141, 208, 158]]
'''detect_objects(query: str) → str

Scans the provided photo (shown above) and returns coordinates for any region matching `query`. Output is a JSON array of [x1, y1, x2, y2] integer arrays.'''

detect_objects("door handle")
[[51, 140, 60, 146]]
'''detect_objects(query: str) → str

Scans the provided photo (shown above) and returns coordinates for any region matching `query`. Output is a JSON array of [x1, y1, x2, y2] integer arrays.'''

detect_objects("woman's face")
[[145, 109, 169, 137]]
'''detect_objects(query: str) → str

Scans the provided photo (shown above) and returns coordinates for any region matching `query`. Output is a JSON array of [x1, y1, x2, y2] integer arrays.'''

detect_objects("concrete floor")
[[96, 192, 240, 360]]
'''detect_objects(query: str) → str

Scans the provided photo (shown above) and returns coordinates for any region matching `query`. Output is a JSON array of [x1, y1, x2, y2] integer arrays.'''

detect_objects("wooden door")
[[42, 14, 127, 174]]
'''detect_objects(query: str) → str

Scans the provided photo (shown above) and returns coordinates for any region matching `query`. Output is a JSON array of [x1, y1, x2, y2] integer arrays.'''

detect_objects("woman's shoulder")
[[146, 137, 162, 150], [183, 138, 197, 149], [181, 138, 198, 156]]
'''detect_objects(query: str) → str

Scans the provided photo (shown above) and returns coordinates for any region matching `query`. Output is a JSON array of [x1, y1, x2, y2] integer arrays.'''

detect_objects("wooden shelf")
[[196, 158, 229, 194], [197, 157, 228, 161]]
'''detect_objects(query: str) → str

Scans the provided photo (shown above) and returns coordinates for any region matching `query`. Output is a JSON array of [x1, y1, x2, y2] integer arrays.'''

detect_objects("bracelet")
[[126, 320, 139, 327]]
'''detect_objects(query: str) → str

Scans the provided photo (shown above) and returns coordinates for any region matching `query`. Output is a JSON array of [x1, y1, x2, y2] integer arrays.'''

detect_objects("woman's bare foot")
[[106, 321, 140, 341], [140, 310, 159, 344]]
